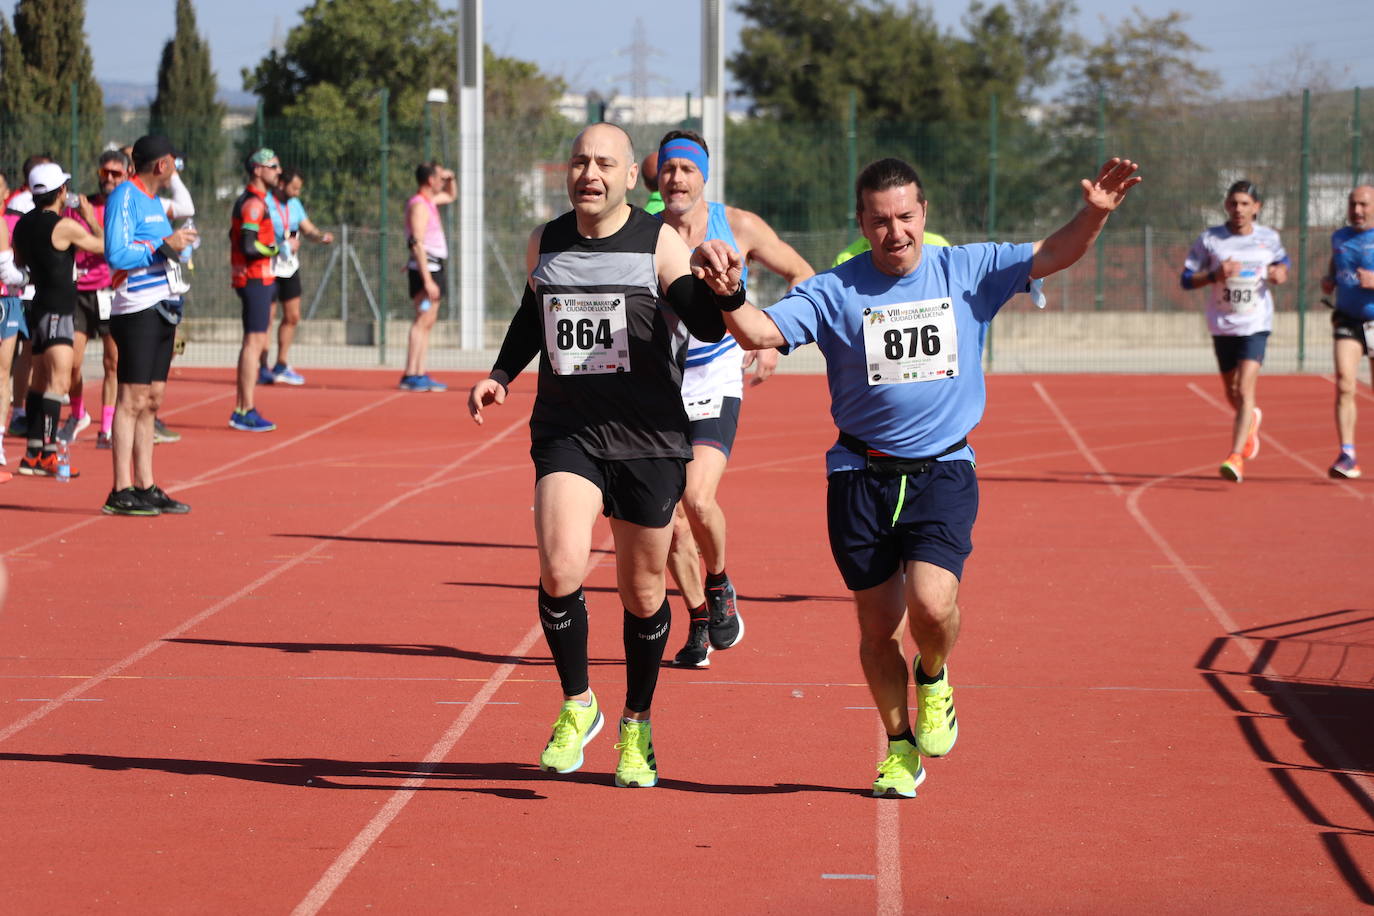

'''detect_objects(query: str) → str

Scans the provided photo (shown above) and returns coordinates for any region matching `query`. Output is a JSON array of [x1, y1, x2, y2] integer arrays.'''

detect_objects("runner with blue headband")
[[652, 128, 815, 670]]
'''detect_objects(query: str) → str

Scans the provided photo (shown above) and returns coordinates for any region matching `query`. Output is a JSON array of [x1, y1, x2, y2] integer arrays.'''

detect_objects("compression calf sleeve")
[[623, 600, 672, 714], [538, 583, 590, 697]]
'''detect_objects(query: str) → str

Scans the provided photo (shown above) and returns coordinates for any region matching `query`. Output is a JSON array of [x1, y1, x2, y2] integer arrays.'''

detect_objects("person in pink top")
[[399, 162, 455, 391], [58, 150, 130, 446]]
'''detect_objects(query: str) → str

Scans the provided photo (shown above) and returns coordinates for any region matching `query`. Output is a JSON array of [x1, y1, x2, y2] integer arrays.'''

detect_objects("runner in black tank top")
[[10, 163, 103, 476], [467, 123, 744, 789]]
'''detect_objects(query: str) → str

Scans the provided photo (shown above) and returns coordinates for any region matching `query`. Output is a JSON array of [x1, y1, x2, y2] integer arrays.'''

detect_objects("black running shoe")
[[672, 617, 712, 668], [137, 485, 190, 515], [102, 487, 160, 516], [706, 576, 745, 650]]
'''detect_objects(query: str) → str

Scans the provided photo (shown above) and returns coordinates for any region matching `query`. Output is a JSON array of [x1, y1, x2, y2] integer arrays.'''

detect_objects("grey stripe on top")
[[534, 249, 658, 294]]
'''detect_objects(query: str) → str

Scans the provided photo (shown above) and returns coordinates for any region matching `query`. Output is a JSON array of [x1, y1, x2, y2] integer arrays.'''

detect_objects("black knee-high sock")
[[624, 600, 671, 714], [538, 583, 589, 697], [40, 397, 62, 453], [24, 392, 43, 454]]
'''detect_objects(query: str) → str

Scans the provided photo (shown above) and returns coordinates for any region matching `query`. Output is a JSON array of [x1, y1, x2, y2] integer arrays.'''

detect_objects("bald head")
[[1350, 185, 1374, 231], [641, 151, 659, 192], [572, 122, 634, 163]]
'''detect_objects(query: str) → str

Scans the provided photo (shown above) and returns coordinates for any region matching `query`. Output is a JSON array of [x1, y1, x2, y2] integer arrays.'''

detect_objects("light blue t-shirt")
[[764, 243, 1034, 473], [268, 196, 307, 239], [1331, 225, 1374, 320]]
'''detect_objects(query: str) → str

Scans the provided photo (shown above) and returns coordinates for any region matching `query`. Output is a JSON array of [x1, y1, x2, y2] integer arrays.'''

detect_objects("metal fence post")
[[340, 223, 349, 324], [255, 101, 264, 149], [1095, 87, 1106, 311], [1354, 86, 1363, 188], [1297, 89, 1311, 372], [846, 89, 857, 239], [1143, 225, 1153, 312], [69, 82, 78, 188], [379, 88, 390, 365], [986, 92, 998, 371]]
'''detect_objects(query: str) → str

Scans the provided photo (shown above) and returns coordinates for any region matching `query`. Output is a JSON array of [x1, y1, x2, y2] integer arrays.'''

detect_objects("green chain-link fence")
[[3, 86, 1368, 373]]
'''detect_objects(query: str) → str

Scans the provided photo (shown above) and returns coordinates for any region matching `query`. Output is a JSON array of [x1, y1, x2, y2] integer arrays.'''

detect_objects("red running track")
[[0, 367, 1370, 912]]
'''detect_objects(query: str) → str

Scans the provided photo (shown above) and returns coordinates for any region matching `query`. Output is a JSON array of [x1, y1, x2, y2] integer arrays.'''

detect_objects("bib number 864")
[[555, 318, 613, 351], [883, 325, 941, 360]]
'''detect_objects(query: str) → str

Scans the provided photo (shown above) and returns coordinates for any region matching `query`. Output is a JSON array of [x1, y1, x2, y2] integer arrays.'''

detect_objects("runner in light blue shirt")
[[1321, 183, 1374, 479], [696, 155, 1142, 798]]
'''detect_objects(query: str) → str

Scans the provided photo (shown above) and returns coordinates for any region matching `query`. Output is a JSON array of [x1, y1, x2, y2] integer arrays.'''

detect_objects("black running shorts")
[[110, 306, 176, 384], [531, 436, 687, 529], [274, 272, 303, 302], [73, 289, 110, 338], [408, 266, 445, 301], [826, 459, 979, 590], [1332, 309, 1370, 355]]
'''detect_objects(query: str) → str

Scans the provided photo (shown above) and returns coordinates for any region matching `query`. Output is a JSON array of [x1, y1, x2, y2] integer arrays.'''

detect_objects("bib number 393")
[[542, 293, 631, 375], [1223, 268, 1262, 313], [862, 298, 959, 385]]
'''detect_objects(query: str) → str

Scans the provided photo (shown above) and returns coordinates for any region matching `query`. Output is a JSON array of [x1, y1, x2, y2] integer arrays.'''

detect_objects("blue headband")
[[658, 138, 709, 183]]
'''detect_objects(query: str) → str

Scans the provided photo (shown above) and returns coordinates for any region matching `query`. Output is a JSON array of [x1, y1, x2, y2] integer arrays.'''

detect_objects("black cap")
[[131, 135, 176, 171]]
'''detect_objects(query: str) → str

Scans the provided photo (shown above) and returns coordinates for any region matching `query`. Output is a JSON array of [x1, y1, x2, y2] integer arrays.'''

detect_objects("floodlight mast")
[[701, 0, 725, 203], [458, 0, 485, 349]]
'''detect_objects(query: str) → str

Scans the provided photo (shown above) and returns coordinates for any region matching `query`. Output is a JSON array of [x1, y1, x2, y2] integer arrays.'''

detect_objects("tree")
[[729, 0, 1076, 124], [0, 0, 103, 182], [149, 0, 226, 202]]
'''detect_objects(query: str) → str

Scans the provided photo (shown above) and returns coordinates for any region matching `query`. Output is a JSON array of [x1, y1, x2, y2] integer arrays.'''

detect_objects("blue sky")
[[80, 0, 1374, 101]]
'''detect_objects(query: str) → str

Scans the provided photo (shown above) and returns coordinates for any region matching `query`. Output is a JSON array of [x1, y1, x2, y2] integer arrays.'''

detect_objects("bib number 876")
[[555, 318, 613, 351], [883, 325, 941, 360]]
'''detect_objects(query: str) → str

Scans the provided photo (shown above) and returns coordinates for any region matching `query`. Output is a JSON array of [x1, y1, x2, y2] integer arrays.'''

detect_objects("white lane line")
[[0, 391, 407, 559], [1035, 381, 1374, 808], [875, 722, 904, 916], [292, 527, 618, 915], [289, 624, 544, 916], [1186, 382, 1371, 501], [0, 415, 528, 746], [824, 874, 876, 880]]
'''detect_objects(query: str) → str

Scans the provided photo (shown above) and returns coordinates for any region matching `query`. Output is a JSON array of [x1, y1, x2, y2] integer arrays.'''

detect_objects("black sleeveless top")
[[529, 208, 693, 460], [14, 209, 76, 316]]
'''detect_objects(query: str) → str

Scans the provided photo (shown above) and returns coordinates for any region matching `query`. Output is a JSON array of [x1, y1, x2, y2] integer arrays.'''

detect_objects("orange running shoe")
[[1220, 453, 1244, 483], [1242, 407, 1262, 460]]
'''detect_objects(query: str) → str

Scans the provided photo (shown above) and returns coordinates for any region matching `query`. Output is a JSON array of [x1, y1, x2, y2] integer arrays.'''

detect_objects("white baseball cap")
[[28, 162, 71, 194]]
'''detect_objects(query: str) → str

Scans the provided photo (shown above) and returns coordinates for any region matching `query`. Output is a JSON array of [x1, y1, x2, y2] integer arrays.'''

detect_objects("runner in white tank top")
[[654, 129, 815, 668], [1181, 180, 1290, 483]]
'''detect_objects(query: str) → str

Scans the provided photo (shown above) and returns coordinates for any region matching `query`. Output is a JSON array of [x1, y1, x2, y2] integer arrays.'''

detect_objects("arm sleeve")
[[0, 248, 26, 285], [239, 200, 277, 260], [164, 173, 195, 219], [103, 190, 159, 271], [664, 275, 728, 343], [491, 284, 543, 384]]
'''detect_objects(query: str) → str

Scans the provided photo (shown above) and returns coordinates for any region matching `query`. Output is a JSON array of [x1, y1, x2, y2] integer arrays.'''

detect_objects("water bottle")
[[56, 440, 71, 483], [180, 218, 198, 268], [1029, 277, 1047, 310]]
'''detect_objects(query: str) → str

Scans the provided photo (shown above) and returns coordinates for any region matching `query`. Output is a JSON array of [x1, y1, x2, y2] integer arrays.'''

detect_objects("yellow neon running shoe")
[[914, 656, 958, 757], [872, 738, 926, 798], [1219, 453, 1244, 483], [613, 718, 658, 788], [539, 693, 603, 774]]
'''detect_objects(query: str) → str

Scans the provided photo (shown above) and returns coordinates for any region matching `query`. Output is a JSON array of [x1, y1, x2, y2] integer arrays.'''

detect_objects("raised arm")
[[656, 225, 728, 343], [1030, 158, 1141, 280]]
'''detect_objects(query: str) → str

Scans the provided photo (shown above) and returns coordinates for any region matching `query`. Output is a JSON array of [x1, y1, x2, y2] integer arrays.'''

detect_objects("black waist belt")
[[838, 431, 968, 476]]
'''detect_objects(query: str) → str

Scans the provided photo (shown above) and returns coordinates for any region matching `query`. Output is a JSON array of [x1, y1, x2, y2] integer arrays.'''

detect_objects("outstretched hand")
[[467, 377, 506, 426], [691, 239, 744, 296], [1081, 158, 1142, 212]]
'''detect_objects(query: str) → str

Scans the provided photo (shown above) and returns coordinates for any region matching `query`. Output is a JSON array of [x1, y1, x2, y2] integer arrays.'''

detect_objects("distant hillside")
[[101, 81, 256, 109]]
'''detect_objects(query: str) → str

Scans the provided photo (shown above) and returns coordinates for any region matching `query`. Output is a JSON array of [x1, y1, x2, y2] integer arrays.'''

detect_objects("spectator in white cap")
[[11, 162, 104, 477]]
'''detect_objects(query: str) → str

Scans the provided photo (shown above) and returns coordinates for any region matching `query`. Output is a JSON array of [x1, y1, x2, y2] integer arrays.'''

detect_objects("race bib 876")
[[861, 298, 959, 385]]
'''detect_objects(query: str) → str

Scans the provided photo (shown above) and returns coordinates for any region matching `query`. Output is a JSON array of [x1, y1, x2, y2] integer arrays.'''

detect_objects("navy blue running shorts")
[[1332, 309, 1369, 355], [688, 396, 742, 457], [237, 279, 276, 334], [531, 436, 687, 529], [826, 459, 979, 591], [1211, 331, 1269, 373]]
